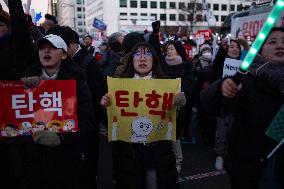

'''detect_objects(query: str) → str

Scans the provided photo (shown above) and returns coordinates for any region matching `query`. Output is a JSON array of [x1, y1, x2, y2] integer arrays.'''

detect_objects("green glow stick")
[[239, 0, 284, 72]]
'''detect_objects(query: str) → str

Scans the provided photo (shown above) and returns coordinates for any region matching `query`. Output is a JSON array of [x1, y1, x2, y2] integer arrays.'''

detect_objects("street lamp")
[[61, 3, 76, 31]]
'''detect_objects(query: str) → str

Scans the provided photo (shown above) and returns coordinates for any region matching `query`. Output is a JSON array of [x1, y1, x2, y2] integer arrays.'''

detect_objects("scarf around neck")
[[165, 55, 183, 66]]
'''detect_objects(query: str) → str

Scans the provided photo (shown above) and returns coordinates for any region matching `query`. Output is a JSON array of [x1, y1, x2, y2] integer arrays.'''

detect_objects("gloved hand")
[[151, 20, 160, 34], [20, 76, 40, 89], [174, 92, 186, 108], [33, 130, 61, 147]]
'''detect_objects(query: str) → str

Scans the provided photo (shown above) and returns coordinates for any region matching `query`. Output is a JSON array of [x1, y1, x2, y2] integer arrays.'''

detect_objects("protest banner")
[[0, 80, 78, 137], [222, 58, 242, 77], [197, 29, 212, 41], [231, 11, 284, 39], [93, 17, 107, 31], [107, 77, 180, 143]]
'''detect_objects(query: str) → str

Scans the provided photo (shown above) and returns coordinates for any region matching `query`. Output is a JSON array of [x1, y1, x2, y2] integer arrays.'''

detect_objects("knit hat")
[[122, 32, 144, 54], [199, 44, 212, 54]]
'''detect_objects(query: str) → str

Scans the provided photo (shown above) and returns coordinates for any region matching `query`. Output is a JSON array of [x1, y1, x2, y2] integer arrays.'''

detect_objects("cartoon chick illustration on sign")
[[130, 116, 153, 143]]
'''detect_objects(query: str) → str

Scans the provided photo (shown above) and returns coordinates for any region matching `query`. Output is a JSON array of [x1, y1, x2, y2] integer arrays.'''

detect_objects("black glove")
[[25, 14, 34, 27], [152, 20, 160, 34]]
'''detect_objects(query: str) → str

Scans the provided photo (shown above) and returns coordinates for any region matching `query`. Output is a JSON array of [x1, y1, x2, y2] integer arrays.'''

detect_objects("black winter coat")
[[200, 71, 284, 188], [112, 141, 179, 189], [73, 47, 106, 124], [162, 61, 194, 138], [4, 60, 96, 189]]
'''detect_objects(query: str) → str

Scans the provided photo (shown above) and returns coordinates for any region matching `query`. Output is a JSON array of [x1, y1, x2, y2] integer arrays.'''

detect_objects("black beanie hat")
[[122, 32, 144, 54]]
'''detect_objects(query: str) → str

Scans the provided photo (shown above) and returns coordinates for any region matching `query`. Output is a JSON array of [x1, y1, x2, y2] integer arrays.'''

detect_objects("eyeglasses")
[[133, 51, 153, 59]]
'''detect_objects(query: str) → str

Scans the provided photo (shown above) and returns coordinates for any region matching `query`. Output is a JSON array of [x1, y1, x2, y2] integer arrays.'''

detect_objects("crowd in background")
[[0, 0, 284, 189]]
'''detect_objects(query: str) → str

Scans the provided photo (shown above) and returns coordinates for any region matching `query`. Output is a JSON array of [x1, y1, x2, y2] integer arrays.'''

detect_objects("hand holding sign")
[[33, 130, 61, 147], [222, 78, 242, 98], [20, 76, 40, 89], [100, 93, 112, 108]]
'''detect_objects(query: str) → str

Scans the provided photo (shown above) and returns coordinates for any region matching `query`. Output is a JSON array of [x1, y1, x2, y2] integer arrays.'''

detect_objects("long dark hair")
[[121, 42, 165, 79]]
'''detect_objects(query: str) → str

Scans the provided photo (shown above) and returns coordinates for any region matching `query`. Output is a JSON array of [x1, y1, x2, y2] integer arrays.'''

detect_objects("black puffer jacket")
[[162, 61, 194, 138], [5, 60, 96, 189], [112, 141, 178, 189], [200, 60, 284, 188]]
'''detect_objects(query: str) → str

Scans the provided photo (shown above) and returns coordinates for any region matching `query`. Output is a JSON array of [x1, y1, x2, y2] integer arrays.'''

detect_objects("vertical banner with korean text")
[[107, 77, 180, 143], [0, 80, 78, 137]]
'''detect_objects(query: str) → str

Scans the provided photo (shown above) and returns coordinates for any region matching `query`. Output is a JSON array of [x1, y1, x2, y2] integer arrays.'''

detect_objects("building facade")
[[57, 0, 86, 35], [48, 0, 58, 16], [85, 0, 256, 35]]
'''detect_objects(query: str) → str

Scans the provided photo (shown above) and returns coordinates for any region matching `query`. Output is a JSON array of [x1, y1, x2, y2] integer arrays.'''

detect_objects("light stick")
[[239, 0, 284, 73]]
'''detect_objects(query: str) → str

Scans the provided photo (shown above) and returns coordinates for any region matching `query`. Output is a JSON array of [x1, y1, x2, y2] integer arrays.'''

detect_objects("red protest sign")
[[0, 80, 78, 137], [197, 29, 212, 41]]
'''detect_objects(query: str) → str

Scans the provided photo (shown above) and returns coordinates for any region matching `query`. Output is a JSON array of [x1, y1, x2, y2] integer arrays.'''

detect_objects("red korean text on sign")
[[0, 80, 78, 136], [145, 90, 174, 119], [115, 90, 138, 116], [115, 90, 174, 119]]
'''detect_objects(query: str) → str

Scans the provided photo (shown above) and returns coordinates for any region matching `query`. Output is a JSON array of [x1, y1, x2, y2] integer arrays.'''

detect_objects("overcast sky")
[[0, 0, 48, 22]]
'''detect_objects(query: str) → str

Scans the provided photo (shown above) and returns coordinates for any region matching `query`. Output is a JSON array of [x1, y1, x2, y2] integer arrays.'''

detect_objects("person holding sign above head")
[[101, 42, 183, 189], [209, 39, 242, 171], [212, 39, 242, 80], [200, 27, 284, 189], [12, 34, 96, 189]]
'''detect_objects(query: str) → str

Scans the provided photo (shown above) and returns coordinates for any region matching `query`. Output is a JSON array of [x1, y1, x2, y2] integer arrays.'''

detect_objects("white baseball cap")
[[36, 34, 68, 52]]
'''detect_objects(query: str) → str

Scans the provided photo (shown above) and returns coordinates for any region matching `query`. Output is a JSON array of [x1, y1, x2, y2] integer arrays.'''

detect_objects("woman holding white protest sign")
[[200, 27, 284, 189], [207, 39, 242, 171], [9, 34, 96, 189], [101, 42, 184, 189]]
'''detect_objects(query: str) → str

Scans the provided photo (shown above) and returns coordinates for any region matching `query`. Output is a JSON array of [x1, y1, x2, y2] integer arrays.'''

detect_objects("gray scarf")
[[165, 55, 183, 66]]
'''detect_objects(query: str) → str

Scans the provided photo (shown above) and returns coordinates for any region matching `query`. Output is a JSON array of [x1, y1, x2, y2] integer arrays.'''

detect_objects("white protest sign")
[[222, 58, 242, 78]]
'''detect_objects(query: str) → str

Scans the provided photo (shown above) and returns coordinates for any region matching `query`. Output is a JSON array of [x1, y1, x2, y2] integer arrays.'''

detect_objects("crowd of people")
[[0, 0, 284, 189]]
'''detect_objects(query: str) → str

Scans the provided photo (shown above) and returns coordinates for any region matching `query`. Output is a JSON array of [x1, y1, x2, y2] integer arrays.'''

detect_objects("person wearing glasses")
[[101, 42, 183, 189]]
